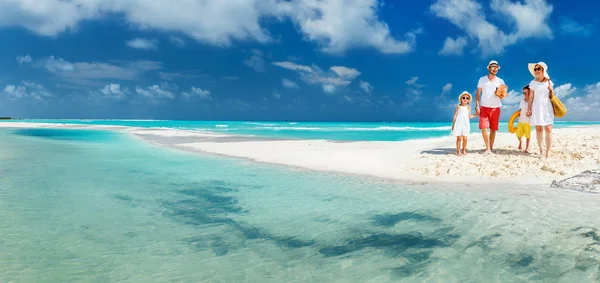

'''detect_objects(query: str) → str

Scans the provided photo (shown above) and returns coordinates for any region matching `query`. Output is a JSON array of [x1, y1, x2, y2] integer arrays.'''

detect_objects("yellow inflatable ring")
[[507, 110, 520, 134]]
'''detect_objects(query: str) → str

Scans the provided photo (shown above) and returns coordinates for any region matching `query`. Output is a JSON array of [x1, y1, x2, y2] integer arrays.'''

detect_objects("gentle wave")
[[215, 124, 229, 128], [242, 122, 278, 126], [255, 126, 451, 131]]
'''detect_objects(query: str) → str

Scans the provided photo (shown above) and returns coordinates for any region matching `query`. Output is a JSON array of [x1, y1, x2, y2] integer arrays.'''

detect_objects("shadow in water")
[[161, 180, 314, 256], [371, 212, 442, 227], [160, 180, 466, 278]]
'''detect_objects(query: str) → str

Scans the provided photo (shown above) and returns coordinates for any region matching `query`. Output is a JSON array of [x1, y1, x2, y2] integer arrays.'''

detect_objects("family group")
[[451, 60, 563, 159]]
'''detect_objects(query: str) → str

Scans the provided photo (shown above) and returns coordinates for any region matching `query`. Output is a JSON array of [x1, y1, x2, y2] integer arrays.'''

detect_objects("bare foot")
[[462, 150, 468, 155], [457, 152, 463, 156], [518, 144, 522, 150], [524, 148, 531, 154], [484, 150, 494, 155]]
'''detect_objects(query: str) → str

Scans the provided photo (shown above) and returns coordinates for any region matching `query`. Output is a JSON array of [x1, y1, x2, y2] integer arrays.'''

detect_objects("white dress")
[[529, 79, 554, 126], [452, 105, 470, 136]]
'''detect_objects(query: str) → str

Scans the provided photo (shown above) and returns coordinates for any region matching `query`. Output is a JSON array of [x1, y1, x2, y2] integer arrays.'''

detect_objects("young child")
[[452, 91, 478, 156], [516, 85, 532, 153]]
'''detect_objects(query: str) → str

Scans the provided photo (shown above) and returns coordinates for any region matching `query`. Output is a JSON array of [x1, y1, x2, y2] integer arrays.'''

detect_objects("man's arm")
[[475, 87, 482, 114]]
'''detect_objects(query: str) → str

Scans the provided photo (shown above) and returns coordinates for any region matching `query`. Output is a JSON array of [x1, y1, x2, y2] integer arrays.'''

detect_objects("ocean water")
[[1, 127, 600, 282], [5, 119, 600, 141]]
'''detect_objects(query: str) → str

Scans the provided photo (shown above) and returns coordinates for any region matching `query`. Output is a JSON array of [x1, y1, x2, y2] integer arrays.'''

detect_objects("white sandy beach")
[[2, 122, 599, 185]]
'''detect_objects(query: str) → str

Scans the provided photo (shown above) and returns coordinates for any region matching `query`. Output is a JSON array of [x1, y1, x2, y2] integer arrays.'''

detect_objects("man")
[[475, 60, 507, 154]]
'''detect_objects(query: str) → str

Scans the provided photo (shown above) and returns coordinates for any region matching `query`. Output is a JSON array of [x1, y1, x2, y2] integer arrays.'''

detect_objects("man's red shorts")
[[479, 106, 500, 131]]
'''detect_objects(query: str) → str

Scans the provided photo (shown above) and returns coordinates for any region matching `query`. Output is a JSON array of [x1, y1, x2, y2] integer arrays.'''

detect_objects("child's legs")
[[524, 123, 531, 149], [516, 123, 524, 149], [455, 136, 463, 155], [462, 136, 468, 152]]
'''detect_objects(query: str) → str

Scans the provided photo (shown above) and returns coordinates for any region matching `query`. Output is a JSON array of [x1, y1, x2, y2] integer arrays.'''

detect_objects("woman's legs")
[[535, 125, 543, 155], [544, 124, 553, 158]]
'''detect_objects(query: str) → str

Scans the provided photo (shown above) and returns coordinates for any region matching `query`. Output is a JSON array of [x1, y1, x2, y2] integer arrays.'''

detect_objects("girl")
[[452, 91, 478, 156]]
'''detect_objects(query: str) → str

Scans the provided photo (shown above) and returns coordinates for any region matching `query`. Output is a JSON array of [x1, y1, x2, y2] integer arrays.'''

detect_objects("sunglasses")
[[534, 67, 542, 71], [461, 97, 470, 100]]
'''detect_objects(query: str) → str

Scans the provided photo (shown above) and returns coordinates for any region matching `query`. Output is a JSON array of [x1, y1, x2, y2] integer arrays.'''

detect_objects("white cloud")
[[126, 38, 158, 50], [276, 0, 418, 54], [330, 66, 361, 80], [501, 90, 523, 107], [565, 82, 600, 119], [560, 18, 593, 37], [0, 0, 417, 55], [272, 61, 313, 72], [405, 76, 424, 88], [3, 81, 53, 101], [430, 0, 553, 56], [98, 83, 126, 99], [360, 81, 373, 94], [554, 83, 576, 99], [273, 61, 362, 93], [135, 85, 175, 100], [16, 55, 32, 64], [182, 86, 211, 99], [442, 83, 453, 94], [439, 36, 467, 55], [18, 55, 162, 86], [323, 84, 336, 94], [244, 49, 265, 72], [282, 78, 298, 88]]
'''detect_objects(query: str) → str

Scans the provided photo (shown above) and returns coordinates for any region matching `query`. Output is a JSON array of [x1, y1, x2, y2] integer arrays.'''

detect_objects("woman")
[[526, 62, 555, 159]]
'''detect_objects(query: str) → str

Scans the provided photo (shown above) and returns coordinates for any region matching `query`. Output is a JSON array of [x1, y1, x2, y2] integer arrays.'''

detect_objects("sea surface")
[[4, 119, 600, 141], [1, 126, 600, 282]]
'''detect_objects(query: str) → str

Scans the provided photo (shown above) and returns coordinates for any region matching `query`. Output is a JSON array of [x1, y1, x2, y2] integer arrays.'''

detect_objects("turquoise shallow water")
[[4, 119, 600, 141], [1, 127, 600, 282]]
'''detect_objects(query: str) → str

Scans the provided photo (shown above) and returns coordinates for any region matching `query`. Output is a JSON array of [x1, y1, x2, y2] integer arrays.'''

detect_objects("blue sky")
[[1, 0, 598, 121]]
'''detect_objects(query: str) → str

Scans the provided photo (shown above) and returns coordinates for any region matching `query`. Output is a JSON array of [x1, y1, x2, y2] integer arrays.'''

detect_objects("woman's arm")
[[527, 89, 534, 116]]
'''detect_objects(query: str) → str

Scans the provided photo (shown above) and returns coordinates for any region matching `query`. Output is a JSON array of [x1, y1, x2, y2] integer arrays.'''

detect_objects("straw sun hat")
[[458, 91, 472, 103], [528, 61, 550, 79]]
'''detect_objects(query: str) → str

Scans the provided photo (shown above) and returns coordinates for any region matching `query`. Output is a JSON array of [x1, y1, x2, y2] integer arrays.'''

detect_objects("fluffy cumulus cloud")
[[126, 38, 158, 50], [359, 81, 373, 94], [3, 81, 53, 101], [430, 0, 553, 56], [439, 37, 468, 56], [553, 83, 576, 99], [17, 55, 162, 86], [275, 0, 418, 54], [135, 85, 175, 100], [273, 61, 363, 94], [182, 86, 211, 99], [95, 83, 127, 99], [565, 82, 600, 119], [442, 83, 452, 94], [0, 0, 417, 55]]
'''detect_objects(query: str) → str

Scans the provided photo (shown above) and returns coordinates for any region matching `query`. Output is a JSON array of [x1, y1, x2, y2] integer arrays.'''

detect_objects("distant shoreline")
[[2, 121, 600, 189]]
